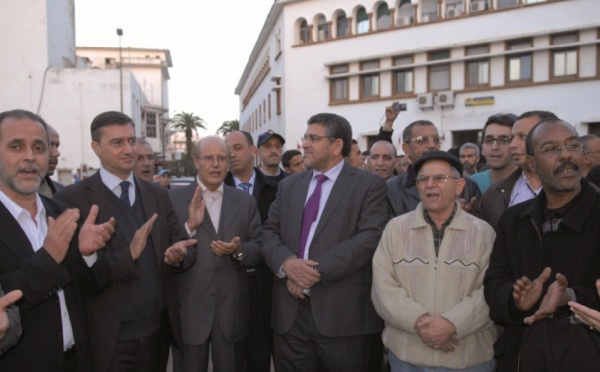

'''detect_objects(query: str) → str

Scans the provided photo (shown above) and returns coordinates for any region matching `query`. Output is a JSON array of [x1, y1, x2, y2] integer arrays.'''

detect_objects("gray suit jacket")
[[168, 181, 262, 345], [261, 162, 389, 337]]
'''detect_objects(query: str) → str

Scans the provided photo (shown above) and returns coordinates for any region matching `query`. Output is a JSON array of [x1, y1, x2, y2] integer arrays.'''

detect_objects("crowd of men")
[[2, 105, 600, 372]]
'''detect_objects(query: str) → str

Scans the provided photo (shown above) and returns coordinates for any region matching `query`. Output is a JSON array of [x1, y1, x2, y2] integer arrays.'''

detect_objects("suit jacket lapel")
[[313, 163, 355, 241], [218, 187, 236, 238], [137, 178, 163, 266], [290, 171, 313, 252], [88, 172, 118, 224], [0, 201, 34, 259]]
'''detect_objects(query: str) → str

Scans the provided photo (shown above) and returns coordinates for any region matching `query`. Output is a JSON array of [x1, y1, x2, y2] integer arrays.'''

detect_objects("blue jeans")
[[388, 351, 495, 372]]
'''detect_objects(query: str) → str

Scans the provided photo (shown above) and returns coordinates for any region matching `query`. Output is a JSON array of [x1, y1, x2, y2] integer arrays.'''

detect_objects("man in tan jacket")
[[372, 151, 496, 371]]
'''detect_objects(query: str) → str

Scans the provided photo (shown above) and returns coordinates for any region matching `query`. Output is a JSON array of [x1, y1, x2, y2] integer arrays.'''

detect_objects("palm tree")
[[216, 119, 239, 136], [171, 112, 206, 175]]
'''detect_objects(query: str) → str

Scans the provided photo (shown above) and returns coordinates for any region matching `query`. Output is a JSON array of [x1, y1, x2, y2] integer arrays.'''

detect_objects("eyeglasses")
[[406, 136, 443, 145], [585, 150, 600, 156], [415, 174, 458, 185], [482, 136, 511, 146], [199, 155, 228, 164], [301, 135, 335, 143], [536, 142, 584, 157]]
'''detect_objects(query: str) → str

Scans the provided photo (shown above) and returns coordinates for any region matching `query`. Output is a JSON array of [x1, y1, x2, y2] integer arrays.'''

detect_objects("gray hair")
[[459, 142, 480, 158]]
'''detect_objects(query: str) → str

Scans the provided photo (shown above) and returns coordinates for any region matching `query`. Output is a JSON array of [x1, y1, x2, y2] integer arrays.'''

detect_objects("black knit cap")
[[413, 150, 463, 175]]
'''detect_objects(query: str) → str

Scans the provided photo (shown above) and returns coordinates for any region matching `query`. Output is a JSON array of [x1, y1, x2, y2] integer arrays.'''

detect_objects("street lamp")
[[116, 28, 123, 112]]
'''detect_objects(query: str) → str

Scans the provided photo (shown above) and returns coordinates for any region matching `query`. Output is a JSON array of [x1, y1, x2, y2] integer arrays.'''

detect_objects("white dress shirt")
[[509, 172, 541, 207], [232, 170, 257, 195], [0, 190, 74, 351], [99, 167, 136, 205], [196, 176, 224, 232]]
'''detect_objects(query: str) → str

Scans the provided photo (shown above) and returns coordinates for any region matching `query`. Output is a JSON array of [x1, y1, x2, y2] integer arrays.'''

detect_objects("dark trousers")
[[172, 318, 245, 372], [245, 267, 274, 372], [273, 297, 369, 372], [108, 331, 161, 372]]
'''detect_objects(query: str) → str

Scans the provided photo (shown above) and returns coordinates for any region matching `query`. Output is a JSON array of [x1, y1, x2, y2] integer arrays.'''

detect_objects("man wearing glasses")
[[470, 113, 518, 193], [484, 119, 600, 371], [476, 111, 558, 231], [387, 120, 481, 217], [373, 151, 496, 372], [169, 136, 262, 371]]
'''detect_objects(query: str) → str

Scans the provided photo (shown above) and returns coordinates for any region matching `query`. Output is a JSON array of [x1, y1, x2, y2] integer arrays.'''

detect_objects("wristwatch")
[[232, 251, 243, 261]]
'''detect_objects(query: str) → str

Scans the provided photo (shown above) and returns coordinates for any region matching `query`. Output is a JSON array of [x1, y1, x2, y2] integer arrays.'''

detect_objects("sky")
[[75, 0, 275, 134]]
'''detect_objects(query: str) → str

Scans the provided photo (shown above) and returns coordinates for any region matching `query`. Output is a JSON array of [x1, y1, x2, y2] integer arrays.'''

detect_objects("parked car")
[[169, 177, 194, 188]]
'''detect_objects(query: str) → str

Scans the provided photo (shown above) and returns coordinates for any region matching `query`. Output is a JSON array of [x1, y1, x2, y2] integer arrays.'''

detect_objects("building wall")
[[47, 0, 76, 68], [38, 68, 144, 183], [237, 0, 600, 153]]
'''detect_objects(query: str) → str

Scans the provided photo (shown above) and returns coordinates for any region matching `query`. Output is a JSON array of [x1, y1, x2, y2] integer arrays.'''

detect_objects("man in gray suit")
[[169, 136, 262, 372], [262, 113, 389, 371]]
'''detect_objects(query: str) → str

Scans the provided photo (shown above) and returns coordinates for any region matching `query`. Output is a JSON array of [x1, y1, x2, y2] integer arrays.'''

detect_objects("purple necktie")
[[298, 174, 328, 259]]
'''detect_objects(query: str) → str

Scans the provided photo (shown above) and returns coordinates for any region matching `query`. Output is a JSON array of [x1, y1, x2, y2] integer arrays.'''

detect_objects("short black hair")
[[91, 111, 134, 142], [525, 119, 577, 155], [482, 113, 518, 138], [282, 149, 302, 168], [402, 120, 436, 143], [0, 109, 49, 142], [517, 110, 559, 122], [307, 113, 352, 157]]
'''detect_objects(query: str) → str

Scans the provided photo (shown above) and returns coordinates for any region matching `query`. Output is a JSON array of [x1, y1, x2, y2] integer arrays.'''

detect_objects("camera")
[[393, 102, 407, 112]]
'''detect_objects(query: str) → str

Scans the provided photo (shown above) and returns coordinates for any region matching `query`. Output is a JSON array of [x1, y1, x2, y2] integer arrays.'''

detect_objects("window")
[[146, 112, 157, 138], [357, 7, 369, 34], [316, 15, 329, 41], [376, 3, 391, 30], [393, 56, 413, 94], [331, 65, 349, 102], [336, 12, 349, 38], [497, 0, 518, 8], [552, 33, 578, 78], [466, 45, 489, 87], [422, 0, 438, 23], [428, 51, 450, 91], [361, 61, 380, 98], [397, 0, 413, 26], [299, 19, 310, 44], [507, 39, 532, 82]]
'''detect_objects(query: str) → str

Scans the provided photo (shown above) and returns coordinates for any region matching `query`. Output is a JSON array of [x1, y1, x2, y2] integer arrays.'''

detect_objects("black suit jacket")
[[0, 195, 93, 371], [224, 168, 278, 224], [55, 172, 194, 372]]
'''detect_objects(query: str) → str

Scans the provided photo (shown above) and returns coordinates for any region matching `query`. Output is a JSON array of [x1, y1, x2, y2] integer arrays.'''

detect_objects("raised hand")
[[210, 237, 241, 257], [0, 289, 23, 341], [459, 196, 477, 213], [513, 267, 552, 311], [164, 239, 197, 265], [78, 205, 116, 256], [283, 258, 321, 289], [524, 272, 569, 325], [570, 280, 600, 331], [44, 208, 80, 263], [187, 186, 206, 231], [130, 213, 158, 260]]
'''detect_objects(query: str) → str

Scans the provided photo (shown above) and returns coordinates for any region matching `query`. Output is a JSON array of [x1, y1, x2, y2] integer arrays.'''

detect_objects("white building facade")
[[236, 0, 600, 153], [0, 0, 174, 184]]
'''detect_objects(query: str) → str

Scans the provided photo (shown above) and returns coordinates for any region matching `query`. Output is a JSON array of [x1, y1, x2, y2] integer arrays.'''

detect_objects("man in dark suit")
[[0, 109, 114, 371], [55, 111, 197, 372], [38, 125, 65, 197], [169, 136, 262, 372], [224, 130, 277, 372], [262, 113, 389, 371]]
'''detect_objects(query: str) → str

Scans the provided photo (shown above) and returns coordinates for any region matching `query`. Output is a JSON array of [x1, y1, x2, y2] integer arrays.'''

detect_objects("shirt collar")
[[232, 170, 256, 188], [196, 176, 224, 195], [99, 167, 135, 191], [313, 159, 345, 182], [0, 189, 46, 222]]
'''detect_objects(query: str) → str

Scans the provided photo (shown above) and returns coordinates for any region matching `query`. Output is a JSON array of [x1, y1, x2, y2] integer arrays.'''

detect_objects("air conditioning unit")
[[446, 5, 463, 18], [417, 93, 434, 110], [470, 1, 486, 13], [397, 16, 412, 27], [437, 91, 455, 107]]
